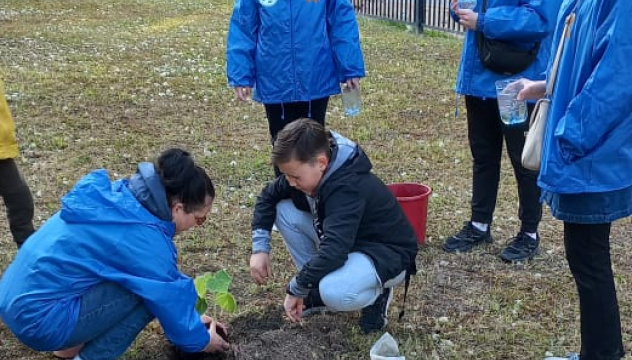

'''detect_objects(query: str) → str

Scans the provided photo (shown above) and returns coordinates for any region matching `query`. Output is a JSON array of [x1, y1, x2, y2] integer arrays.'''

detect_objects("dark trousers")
[[564, 222, 625, 360], [263, 97, 330, 142], [465, 95, 542, 233], [0, 158, 35, 247]]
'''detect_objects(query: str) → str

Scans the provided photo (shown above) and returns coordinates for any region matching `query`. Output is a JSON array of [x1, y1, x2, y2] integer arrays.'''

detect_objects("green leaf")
[[206, 270, 232, 294], [194, 274, 209, 297], [215, 292, 237, 313], [195, 296, 208, 315]]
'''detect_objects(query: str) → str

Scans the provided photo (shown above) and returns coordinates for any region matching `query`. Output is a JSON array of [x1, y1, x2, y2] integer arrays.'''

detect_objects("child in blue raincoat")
[[0, 149, 229, 360], [226, 0, 365, 146], [517, 1, 632, 359]]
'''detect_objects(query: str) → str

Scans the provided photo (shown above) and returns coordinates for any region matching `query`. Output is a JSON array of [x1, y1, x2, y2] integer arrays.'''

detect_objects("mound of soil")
[[168, 308, 355, 360]]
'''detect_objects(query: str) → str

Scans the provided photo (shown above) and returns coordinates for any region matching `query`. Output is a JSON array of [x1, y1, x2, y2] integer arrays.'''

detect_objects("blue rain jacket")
[[226, 0, 365, 103], [538, 0, 632, 194], [0, 167, 209, 352], [453, 0, 560, 98]]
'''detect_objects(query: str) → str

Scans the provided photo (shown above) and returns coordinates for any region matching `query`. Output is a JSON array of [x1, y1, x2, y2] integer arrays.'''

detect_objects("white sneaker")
[[544, 353, 579, 360]]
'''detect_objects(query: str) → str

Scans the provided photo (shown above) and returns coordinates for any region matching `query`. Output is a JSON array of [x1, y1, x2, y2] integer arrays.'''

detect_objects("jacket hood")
[[60, 167, 173, 227], [319, 131, 371, 187], [127, 162, 172, 221]]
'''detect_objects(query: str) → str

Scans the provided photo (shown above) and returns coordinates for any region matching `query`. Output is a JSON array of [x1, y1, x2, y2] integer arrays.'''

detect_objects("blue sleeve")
[[555, 2, 632, 161], [227, 0, 259, 87], [327, 0, 365, 82], [482, 0, 559, 42], [112, 229, 210, 352]]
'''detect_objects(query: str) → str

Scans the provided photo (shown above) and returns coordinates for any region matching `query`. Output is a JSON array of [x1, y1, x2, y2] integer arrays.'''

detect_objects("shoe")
[[358, 288, 393, 334], [499, 232, 540, 262], [301, 288, 327, 318], [544, 352, 579, 360], [442, 222, 493, 253]]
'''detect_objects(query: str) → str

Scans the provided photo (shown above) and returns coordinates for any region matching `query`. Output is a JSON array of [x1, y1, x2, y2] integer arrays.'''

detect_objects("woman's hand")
[[455, 9, 478, 30], [284, 294, 304, 322], [515, 79, 547, 101], [250, 252, 272, 285], [203, 320, 230, 353]]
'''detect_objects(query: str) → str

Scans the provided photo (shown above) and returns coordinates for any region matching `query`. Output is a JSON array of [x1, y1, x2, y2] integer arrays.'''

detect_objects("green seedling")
[[194, 270, 237, 318]]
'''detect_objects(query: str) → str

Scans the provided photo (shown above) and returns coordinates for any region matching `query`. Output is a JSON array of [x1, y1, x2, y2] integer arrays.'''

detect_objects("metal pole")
[[416, 0, 426, 33]]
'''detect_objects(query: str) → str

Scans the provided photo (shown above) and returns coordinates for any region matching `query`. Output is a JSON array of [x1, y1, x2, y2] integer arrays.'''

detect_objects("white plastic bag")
[[369, 332, 405, 360]]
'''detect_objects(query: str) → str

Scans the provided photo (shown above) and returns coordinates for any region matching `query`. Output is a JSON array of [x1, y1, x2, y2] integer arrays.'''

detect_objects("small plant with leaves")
[[194, 269, 237, 318]]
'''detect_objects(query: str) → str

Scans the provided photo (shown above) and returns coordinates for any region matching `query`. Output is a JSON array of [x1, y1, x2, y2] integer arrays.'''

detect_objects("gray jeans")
[[275, 199, 404, 311]]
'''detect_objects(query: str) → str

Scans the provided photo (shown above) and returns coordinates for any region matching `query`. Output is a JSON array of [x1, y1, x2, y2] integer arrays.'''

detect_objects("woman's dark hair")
[[272, 118, 331, 165], [156, 148, 215, 213]]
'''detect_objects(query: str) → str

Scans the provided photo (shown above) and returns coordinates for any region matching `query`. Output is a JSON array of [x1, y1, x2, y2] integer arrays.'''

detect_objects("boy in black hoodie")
[[249, 118, 418, 333]]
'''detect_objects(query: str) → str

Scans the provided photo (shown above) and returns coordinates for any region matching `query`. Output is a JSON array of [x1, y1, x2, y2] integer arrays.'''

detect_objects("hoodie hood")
[[319, 131, 371, 187], [60, 167, 173, 229], [127, 162, 172, 221]]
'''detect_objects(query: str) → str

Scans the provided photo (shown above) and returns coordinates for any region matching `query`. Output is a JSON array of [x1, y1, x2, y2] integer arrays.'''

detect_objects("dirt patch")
[[167, 308, 355, 360]]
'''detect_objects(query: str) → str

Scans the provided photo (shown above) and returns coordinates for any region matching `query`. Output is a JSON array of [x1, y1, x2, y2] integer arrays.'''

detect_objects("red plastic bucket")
[[388, 183, 432, 244]]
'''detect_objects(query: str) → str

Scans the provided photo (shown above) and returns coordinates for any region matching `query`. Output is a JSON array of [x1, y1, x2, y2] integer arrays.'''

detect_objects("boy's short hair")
[[272, 118, 331, 165]]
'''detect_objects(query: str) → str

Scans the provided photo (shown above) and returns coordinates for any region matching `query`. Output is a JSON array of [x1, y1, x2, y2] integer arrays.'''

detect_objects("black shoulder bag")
[[476, 0, 540, 75]]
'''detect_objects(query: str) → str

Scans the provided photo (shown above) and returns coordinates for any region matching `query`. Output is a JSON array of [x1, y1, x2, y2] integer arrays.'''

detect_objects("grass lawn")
[[0, 0, 631, 359]]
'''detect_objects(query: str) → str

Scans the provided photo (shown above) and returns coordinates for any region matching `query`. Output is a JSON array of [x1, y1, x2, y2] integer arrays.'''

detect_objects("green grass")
[[1, 0, 631, 359]]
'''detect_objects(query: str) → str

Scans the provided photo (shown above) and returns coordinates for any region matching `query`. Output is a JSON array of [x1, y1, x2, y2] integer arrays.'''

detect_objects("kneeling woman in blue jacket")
[[0, 148, 228, 360]]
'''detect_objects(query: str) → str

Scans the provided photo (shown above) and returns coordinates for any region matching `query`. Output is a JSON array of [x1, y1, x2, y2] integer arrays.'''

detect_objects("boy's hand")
[[250, 252, 272, 285], [284, 294, 304, 322], [234, 87, 252, 101]]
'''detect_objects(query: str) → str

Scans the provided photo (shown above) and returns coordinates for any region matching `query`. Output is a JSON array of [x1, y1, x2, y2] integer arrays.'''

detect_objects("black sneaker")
[[443, 222, 493, 253], [301, 288, 327, 318], [499, 232, 540, 262], [358, 288, 393, 334]]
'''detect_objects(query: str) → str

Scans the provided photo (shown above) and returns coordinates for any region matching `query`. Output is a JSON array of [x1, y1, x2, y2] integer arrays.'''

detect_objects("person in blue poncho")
[[516, 1, 632, 359], [0, 148, 229, 360], [444, 0, 561, 262], [226, 0, 365, 149]]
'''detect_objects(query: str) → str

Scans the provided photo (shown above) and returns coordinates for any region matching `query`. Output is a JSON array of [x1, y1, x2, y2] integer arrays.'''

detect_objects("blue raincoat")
[[226, 0, 365, 103], [0, 166, 209, 352], [452, 0, 561, 98], [539, 0, 632, 195]]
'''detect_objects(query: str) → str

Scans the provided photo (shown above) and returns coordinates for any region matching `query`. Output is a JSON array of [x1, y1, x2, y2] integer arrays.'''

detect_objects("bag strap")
[[545, 4, 579, 97], [477, 0, 540, 54]]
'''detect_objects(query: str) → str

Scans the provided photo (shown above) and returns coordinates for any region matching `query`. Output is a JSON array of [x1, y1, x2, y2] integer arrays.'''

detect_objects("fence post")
[[415, 0, 426, 34]]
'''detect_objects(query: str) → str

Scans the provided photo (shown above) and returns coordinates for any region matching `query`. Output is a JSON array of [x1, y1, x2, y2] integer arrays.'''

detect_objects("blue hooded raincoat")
[[0, 165, 209, 352], [226, 0, 365, 104], [539, 0, 632, 195]]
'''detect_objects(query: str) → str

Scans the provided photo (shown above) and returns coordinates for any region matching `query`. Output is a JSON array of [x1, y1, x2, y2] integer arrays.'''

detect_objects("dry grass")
[[0, 1, 630, 359]]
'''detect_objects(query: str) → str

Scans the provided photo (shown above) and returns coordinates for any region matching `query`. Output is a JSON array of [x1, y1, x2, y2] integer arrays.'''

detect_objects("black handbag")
[[476, 0, 540, 75]]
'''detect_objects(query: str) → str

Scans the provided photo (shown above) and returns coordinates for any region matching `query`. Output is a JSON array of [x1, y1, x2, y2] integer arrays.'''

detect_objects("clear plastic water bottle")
[[341, 86, 361, 117], [458, 0, 477, 10]]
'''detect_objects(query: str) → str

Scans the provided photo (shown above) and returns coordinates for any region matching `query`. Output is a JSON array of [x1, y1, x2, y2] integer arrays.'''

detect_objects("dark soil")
[[167, 308, 355, 360]]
